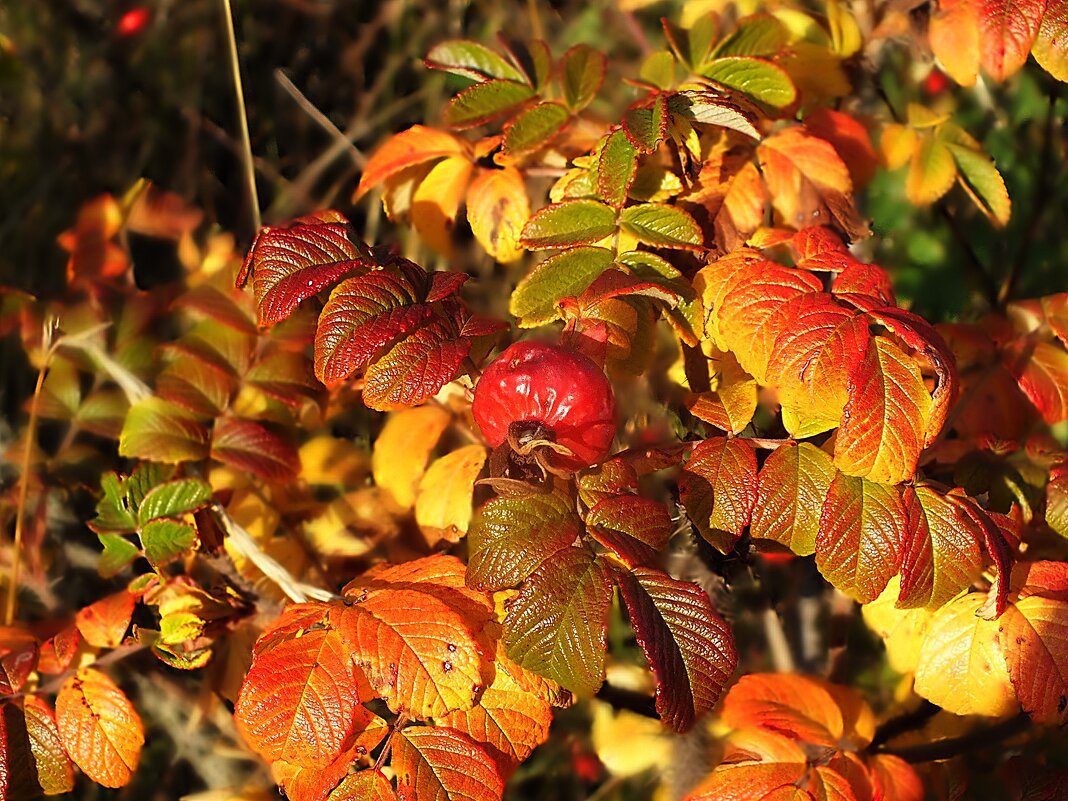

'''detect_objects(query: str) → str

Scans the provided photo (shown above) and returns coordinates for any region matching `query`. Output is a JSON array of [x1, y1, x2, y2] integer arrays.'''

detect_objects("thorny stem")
[[221, 0, 262, 234]]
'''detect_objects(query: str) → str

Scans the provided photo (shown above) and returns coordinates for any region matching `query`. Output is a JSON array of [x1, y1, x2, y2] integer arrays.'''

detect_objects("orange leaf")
[[236, 620, 373, 767], [437, 650, 554, 778], [816, 473, 906, 603], [722, 673, 849, 749], [929, 0, 981, 85], [686, 761, 809, 801], [0, 627, 39, 693], [355, 126, 468, 200], [392, 726, 504, 801], [757, 127, 868, 242], [717, 263, 822, 384], [339, 555, 495, 718], [55, 669, 144, 788], [680, 437, 758, 553], [57, 194, 128, 284], [867, 754, 924, 801], [1006, 339, 1068, 424], [329, 770, 399, 800], [996, 563, 1068, 725], [834, 335, 932, 485], [804, 108, 878, 188], [466, 167, 530, 263], [75, 590, 135, 649]]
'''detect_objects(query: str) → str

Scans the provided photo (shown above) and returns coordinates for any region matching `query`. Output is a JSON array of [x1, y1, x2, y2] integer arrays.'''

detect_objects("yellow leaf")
[[298, 435, 371, 487], [861, 577, 932, 674], [416, 445, 488, 546], [879, 124, 918, 171], [906, 134, 957, 206], [412, 156, 474, 258], [592, 664, 671, 777], [826, 0, 862, 57], [466, 167, 530, 263], [914, 592, 1017, 717], [302, 490, 384, 559], [371, 406, 451, 509]]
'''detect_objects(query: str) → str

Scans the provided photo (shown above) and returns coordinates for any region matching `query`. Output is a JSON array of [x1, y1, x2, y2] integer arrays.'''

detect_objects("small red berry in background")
[[116, 6, 151, 37], [923, 68, 950, 96], [472, 341, 616, 472]]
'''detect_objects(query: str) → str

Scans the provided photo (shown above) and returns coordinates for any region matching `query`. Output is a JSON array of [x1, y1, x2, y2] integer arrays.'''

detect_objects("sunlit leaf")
[[119, 397, 211, 464], [137, 478, 212, 525], [560, 44, 607, 111], [22, 696, 75, 796], [618, 204, 702, 249], [426, 40, 528, 83], [816, 473, 906, 603], [906, 133, 956, 205], [75, 591, 135, 649], [467, 490, 582, 591], [140, 519, 197, 568], [56, 669, 144, 788], [412, 156, 474, 257], [355, 126, 468, 200], [503, 102, 570, 156], [510, 247, 614, 326], [444, 80, 537, 129], [751, 443, 835, 556], [504, 548, 612, 696], [392, 726, 503, 801], [1033, 1, 1068, 81], [914, 592, 1017, 716], [701, 56, 796, 108], [466, 167, 530, 263], [362, 318, 470, 410], [834, 335, 933, 485], [623, 95, 668, 154], [680, 437, 758, 553], [520, 200, 617, 249], [597, 130, 639, 208], [371, 406, 451, 509], [415, 445, 487, 546]]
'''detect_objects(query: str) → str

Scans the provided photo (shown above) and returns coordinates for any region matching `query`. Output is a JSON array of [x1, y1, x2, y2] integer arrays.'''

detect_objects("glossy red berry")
[[472, 341, 616, 472], [116, 7, 151, 37]]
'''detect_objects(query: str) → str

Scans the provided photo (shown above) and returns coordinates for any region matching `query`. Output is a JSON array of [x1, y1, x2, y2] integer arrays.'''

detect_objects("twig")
[[374, 712, 409, 771], [220, 0, 262, 234], [6, 320, 58, 625], [274, 69, 366, 168], [762, 606, 796, 673], [869, 700, 939, 748], [211, 504, 337, 604], [871, 711, 1031, 763]]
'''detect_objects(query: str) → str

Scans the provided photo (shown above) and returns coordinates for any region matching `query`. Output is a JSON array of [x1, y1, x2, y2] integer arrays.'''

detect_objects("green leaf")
[[615, 567, 736, 732], [97, 534, 140, 578], [137, 479, 212, 526], [944, 142, 1011, 228], [663, 13, 718, 70], [510, 247, 615, 326], [520, 200, 617, 249], [467, 491, 582, 591], [559, 44, 606, 111], [425, 40, 529, 83], [619, 204, 703, 249], [504, 102, 570, 156], [667, 91, 761, 140], [712, 14, 788, 58], [597, 130, 639, 208], [74, 389, 129, 440], [90, 473, 137, 534], [639, 51, 677, 90], [444, 80, 537, 129], [140, 520, 197, 569], [503, 548, 612, 696], [623, 95, 668, 153], [700, 57, 797, 108], [119, 397, 211, 464], [750, 443, 835, 556]]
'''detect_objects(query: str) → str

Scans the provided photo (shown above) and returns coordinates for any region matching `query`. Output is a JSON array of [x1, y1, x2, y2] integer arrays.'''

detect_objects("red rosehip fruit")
[[472, 341, 616, 472]]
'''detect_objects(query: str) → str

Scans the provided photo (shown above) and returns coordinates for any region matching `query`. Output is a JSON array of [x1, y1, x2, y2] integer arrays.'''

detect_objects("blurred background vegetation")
[[2, 0, 1064, 319]]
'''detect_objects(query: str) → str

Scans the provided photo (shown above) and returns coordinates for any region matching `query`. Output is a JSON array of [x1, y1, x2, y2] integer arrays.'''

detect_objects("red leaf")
[[241, 212, 372, 326], [361, 318, 471, 410], [0, 628, 38, 694], [211, 417, 300, 483], [314, 272, 432, 387], [615, 567, 737, 732]]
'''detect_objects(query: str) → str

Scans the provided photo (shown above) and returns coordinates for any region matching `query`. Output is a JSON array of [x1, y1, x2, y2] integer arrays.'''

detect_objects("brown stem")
[[870, 711, 1031, 763], [595, 681, 658, 719], [373, 712, 410, 771]]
